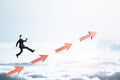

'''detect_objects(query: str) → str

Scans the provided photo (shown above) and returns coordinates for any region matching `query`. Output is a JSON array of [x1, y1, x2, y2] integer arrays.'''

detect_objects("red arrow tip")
[[88, 31, 97, 39], [79, 31, 97, 41], [55, 43, 72, 53], [39, 55, 48, 62], [64, 43, 72, 50], [14, 66, 24, 74]]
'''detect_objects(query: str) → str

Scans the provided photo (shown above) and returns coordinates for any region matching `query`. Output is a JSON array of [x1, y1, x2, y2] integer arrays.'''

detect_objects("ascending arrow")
[[31, 55, 48, 64], [79, 31, 97, 41], [55, 43, 72, 53], [6, 66, 24, 77]]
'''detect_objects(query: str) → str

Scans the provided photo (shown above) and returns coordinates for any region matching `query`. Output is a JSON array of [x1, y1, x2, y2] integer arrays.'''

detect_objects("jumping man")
[[16, 35, 35, 58]]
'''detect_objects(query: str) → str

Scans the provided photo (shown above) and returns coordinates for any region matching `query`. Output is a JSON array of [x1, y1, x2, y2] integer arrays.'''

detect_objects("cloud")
[[101, 61, 120, 66], [97, 40, 120, 51], [0, 62, 31, 66], [110, 44, 120, 51], [71, 76, 100, 80], [0, 52, 120, 80], [87, 72, 120, 80], [68, 71, 120, 80], [28, 74, 47, 78], [71, 76, 90, 80], [70, 71, 120, 80], [96, 40, 114, 49], [71, 78, 83, 80], [108, 72, 120, 80], [0, 73, 25, 80]]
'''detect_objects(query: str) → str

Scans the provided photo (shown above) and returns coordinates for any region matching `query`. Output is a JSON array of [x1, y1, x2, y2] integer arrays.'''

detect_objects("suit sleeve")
[[16, 40, 19, 47]]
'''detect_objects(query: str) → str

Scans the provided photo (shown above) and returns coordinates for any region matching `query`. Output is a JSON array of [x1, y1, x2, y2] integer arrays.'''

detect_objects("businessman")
[[16, 35, 35, 58]]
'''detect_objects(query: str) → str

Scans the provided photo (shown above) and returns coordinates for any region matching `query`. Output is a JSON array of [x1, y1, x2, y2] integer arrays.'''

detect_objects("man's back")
[[18, 39, 25, 47]]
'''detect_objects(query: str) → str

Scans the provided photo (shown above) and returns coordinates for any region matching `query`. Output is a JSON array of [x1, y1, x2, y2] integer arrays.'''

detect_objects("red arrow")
[[6, 66, 24, 77], [31, 55, 48, 64], [55, 43, 72, 53], [79, 31, 97, 41]]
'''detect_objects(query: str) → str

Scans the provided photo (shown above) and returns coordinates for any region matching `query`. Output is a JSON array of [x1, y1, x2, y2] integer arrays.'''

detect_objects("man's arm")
[[24, 38, 28, 42], [16, 40, 19, 47]]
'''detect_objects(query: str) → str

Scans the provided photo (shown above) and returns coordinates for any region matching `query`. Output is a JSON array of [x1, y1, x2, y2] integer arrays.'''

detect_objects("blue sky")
[[0, 0, 120, 43], [0, 0, 120, 59], [0, 0, 120, 62]]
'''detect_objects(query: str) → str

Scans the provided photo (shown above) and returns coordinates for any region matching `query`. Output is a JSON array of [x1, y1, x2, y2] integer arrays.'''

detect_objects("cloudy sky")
[[0, 0, 120, 63], [0, 0, 120, 80]]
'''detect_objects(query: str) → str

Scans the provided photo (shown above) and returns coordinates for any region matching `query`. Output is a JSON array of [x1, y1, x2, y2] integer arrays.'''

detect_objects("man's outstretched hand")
[[25, 38, 28, 41]]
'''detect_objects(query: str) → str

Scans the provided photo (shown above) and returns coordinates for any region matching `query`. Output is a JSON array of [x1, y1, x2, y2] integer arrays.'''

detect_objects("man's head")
[[19, 35, 22, 38]]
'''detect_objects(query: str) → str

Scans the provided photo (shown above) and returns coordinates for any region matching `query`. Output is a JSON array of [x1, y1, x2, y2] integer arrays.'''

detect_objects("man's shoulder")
[[18, 39, 23, 41]]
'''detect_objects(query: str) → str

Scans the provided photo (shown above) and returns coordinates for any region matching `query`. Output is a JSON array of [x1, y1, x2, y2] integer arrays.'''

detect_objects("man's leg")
[[16, 48, 23, 58], [24, 46, 35, 53]]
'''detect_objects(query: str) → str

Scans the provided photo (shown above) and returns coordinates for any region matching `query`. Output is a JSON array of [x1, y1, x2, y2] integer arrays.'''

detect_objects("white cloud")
[[110, 44, 120, 51], [96, 40, 120, 51], [0, 73, 26, 80]]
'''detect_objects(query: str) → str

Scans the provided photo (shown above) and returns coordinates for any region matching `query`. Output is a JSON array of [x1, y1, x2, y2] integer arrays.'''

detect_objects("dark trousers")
[[17, 46, 33, 56]]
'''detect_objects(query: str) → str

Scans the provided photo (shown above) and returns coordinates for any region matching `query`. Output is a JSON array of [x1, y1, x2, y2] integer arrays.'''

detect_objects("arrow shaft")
[[55, 46, 66, 53], [31, 58, 41, 64], [80, 34, 91, 41], [7, 70, 17, 76], [31, 55, 48, 64]]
